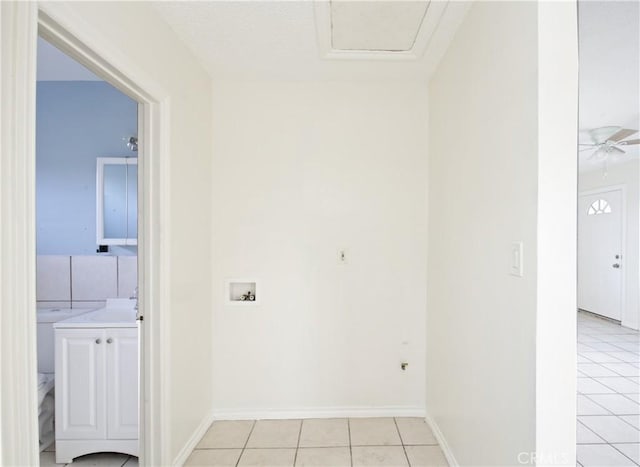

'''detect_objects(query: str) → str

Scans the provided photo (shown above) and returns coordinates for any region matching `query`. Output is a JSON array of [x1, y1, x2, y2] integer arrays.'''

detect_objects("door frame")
[[0, 3, 171, 464], [578, 185, 627, 324]]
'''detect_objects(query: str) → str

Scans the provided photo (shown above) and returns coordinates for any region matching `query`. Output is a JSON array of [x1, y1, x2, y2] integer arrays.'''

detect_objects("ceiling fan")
[[580, 126, 640, 160]]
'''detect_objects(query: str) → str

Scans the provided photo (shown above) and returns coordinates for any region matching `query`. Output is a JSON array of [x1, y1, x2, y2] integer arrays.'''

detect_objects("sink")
[[54, 300, 138, 329], [82, 309, 136, 323]]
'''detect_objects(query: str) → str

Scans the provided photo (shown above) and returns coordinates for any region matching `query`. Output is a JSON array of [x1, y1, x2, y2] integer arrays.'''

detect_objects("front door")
[[578, 188, 623, 320]]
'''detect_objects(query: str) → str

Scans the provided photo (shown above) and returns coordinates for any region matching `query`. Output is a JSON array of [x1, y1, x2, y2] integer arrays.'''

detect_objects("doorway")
[[35, 34, 141, 465], [578, 187, 624, 322], [0, 3, 170, 463], [576, 1, 640, 464]]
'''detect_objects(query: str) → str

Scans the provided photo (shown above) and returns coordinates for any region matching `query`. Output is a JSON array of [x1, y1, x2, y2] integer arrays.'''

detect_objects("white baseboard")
[[425, 412, 458, 467], [172, 411, 216, 466], [212, 406, 426, 420]]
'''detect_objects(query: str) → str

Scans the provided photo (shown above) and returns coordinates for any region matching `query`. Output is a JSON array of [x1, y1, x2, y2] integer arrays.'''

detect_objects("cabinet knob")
[[95, 338, 101, 344], [107, 338, 113, 344]]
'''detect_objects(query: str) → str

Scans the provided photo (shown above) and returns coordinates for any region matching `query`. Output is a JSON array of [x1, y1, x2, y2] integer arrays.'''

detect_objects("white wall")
[[580, 160, 639, 330], [210, 81, 428, 416], [427, 1, 577, 464], [536, 1, 578, 461], [39, 2, 214, 463]]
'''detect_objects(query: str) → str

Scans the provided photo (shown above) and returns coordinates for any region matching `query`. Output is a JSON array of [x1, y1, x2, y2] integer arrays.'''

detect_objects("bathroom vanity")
[[54, 300, 138, 463]]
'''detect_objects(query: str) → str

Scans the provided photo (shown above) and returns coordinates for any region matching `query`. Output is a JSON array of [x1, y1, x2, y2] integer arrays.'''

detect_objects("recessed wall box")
[[225, 280, 259, 306]]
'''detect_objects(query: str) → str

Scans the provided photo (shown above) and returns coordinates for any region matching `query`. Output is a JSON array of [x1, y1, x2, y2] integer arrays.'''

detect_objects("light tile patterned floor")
[[577, 312, 640, 467], [186, 417, 448, 466]]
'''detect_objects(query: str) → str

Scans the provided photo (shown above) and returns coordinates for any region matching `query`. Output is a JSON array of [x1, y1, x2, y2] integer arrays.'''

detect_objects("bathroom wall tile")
[[36, 256, 71, 301], [118, 256, 138, 298], [71, 301, 105, 310], [71, 256, 117, 301], [37, 301, 71, 309]]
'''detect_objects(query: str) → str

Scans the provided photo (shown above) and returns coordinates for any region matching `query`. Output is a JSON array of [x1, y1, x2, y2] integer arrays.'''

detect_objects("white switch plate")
[[510, 241, 523, 277]]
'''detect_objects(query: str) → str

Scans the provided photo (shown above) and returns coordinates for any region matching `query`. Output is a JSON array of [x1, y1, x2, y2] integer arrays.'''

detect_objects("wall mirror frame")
[[96, 156, 138, 246]]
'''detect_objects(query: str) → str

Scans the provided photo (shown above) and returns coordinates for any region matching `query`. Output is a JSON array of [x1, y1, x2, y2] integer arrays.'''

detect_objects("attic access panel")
[[330, 1, 430, 52]]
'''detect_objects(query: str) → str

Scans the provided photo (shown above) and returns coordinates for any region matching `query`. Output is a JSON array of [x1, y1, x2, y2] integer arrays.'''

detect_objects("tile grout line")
[[576, 420, 605, 444], [196, 443, 435, 450], [393, 417, 411, 467], [615, 414, 640, 431], [236, 419, 256, 467], [69, 256, 73, 306], [293, 419, 303, 466], [586, 375, 639, 394], [576, 313, 640, 467], [608, 443, 640, 466]]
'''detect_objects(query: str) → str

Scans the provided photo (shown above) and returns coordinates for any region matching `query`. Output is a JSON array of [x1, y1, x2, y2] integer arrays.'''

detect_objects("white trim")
[[171, 412, 216, 467], [424, 412, 458, 467], [578, 185, 627, 325], [211, 406, 426, 421], [35, 6, 171, 460], [0, 2, 40, 465], [313, 0, 449, 61], [96, 157, 139, 246]]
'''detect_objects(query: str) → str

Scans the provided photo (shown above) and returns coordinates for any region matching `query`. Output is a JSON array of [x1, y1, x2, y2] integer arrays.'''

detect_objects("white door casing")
[[1, 3, 171, 463], [578, 187, 624, 321], [0, 3, 40, 465]]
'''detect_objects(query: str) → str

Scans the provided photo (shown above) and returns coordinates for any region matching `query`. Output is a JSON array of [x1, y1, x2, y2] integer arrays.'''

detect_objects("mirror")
[[97, 157, 137, 245]]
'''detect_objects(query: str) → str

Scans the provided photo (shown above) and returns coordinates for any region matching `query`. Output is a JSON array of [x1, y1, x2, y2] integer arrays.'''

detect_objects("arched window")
[[587, 199, 612, 216]]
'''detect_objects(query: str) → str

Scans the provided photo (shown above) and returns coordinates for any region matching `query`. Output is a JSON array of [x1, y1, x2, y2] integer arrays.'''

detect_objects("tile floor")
[[577, 311, 640, 467], [39, 444, 138, 466], [186, 417, 448, 466], [40, 313, 634, 466]]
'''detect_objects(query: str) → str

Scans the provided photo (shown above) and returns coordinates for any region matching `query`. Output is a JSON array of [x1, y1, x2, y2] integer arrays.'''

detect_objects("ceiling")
[[36, 0, 639, 170], [578, 0, 640, 171], [330, 1, 430, 51], [152, 1, 469, 81], [37, 37, 101, 81]]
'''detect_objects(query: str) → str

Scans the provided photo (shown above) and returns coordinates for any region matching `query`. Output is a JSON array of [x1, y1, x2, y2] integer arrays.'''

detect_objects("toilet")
[[36, 307, 93, 451]]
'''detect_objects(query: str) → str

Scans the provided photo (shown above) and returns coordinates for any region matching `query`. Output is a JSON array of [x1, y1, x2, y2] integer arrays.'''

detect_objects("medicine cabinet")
[[96, 157, 137, 246]]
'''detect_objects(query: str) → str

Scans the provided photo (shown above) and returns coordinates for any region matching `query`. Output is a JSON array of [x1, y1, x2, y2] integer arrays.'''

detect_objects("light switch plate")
[[510, 241, 523, 277]]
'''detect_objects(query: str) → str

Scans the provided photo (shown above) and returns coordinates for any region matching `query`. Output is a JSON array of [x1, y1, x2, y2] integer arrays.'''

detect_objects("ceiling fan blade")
[[579, 147, 596, 152], [611, 146, 626, 154], [608, 128, 638, 142], [618, 139, 640, 146], [589, 126, 621, 144]]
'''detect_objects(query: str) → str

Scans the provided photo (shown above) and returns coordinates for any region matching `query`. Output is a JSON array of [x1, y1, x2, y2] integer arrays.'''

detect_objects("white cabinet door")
[[55, 329, 106, 440], [106, 328, 139, 439]]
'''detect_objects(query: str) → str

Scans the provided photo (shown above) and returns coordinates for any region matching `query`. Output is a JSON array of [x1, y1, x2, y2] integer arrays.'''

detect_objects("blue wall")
[[36, 81, 137, 255]]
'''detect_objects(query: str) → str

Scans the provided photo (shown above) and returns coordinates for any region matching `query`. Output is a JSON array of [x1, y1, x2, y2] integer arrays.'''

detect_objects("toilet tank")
[[36, 308, 93, 374]]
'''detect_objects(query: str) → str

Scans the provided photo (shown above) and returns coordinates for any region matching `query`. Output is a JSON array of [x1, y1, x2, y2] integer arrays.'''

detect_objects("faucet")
[[130, 287, 138, 311]]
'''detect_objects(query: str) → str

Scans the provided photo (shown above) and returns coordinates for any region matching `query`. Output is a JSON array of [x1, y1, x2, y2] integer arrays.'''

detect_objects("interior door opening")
[[35, 34, 142, 465], [576, 1, 640, 464]]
